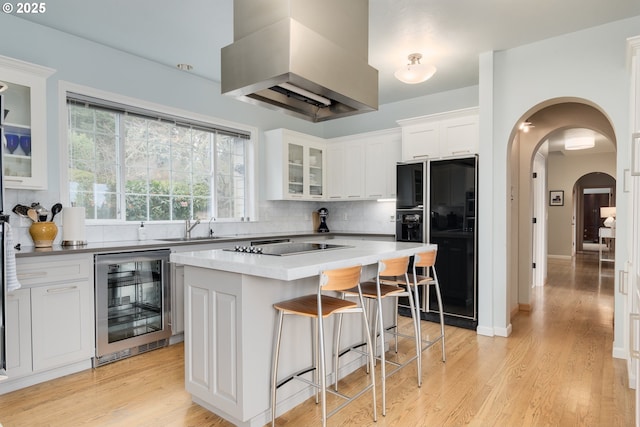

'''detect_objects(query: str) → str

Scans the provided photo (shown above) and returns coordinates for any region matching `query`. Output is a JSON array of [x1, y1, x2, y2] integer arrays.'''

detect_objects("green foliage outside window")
[[67, 101, 247, 221]]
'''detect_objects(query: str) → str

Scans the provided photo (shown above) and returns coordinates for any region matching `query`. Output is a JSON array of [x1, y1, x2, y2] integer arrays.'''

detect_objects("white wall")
[[547, 152, 617, 257], [488, 16, 640, 350]]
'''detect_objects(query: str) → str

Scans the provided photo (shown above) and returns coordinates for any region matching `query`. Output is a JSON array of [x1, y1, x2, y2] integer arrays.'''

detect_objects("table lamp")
[[600, 206, 616, 228]]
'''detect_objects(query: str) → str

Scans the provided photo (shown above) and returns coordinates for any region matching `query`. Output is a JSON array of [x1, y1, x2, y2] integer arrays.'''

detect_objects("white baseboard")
[[612, 345, 627, 360], [0, 359, 92, 395], [476, 325, 494, 337], [476, 323, 513, 337]]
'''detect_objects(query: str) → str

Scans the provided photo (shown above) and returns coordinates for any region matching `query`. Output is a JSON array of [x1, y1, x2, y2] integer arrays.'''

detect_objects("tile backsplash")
[[7, 195, 397, 248]]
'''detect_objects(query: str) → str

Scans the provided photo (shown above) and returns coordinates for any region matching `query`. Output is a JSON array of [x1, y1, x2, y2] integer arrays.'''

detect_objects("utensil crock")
[[29, 221, 58, 248]]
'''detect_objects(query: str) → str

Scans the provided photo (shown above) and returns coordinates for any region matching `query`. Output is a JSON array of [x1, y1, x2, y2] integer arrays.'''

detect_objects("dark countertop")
[[14, 231, 394, 258]]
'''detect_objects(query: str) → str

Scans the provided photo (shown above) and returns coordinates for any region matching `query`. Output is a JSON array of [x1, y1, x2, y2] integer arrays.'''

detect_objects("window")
[[66, 94, 251, 222]]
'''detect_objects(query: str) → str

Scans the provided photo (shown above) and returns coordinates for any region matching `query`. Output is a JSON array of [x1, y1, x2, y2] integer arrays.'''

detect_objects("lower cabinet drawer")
[[17, 254, 92, 286]]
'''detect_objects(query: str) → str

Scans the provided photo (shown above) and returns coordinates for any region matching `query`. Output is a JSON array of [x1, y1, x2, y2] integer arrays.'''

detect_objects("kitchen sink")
[[160, 236, 226, 242]]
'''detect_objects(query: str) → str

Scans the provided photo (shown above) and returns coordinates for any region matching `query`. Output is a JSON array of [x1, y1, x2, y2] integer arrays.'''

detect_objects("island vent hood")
[[221, 0, 378, 123]]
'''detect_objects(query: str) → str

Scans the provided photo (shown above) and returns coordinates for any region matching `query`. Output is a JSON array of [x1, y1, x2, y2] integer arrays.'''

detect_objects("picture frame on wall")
[[549, 190, 564, 206]]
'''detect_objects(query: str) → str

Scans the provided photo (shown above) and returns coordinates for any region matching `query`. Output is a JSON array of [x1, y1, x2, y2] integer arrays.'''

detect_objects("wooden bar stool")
[[339, 256, 420, 416], [396, 250, 446, 386], [271, 265, 377, 427]]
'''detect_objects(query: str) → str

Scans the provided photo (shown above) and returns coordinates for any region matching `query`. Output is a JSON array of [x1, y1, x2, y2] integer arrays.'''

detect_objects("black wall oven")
[[94, 249, 171, 366], [396, 210, 424, 242]]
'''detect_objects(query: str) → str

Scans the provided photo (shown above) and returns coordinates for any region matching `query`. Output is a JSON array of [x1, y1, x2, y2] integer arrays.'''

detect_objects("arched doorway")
[[507, 99, 617, 317]]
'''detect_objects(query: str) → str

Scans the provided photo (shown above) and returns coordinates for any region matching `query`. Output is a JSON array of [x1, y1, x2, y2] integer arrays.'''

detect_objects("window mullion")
[[212, 132, 218, 219], [117, 114, 126, 220]]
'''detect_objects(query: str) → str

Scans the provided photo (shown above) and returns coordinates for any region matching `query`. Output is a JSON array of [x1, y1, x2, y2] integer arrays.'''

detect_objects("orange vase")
[[29, 222, 58, 248]]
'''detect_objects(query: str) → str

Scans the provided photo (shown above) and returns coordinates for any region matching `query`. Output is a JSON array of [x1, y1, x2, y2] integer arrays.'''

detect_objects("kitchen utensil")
[[12, 204, 30, 218], [27, 208, 38, 222], [37, 207, 49, 220], [50, 203, 63, 221]]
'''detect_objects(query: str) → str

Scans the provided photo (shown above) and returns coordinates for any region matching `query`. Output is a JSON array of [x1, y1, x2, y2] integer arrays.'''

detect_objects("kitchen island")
[[171, 239, 435, 427]]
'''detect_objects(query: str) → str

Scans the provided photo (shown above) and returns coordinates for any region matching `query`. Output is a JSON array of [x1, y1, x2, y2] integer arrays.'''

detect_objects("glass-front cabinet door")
[[264, 128, 326, 200], [0, 55, 54, 190], [308, 146, 324, 198], [287, 142, 304, 197], [286, 142, 324, 199]]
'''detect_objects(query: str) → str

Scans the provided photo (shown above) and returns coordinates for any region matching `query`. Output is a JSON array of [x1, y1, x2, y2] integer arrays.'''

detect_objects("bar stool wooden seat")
[[395, 250, 446, 386], [271, 265, 377, 427], [338, 256, 420, 416]]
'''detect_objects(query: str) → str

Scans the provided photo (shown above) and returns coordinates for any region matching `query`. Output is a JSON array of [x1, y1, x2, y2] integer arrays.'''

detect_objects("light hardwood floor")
[[0, 252, 633, 426]]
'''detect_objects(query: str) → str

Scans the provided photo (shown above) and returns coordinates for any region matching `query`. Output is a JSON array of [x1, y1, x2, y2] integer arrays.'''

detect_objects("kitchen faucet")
[[185, 217, 201, 239]]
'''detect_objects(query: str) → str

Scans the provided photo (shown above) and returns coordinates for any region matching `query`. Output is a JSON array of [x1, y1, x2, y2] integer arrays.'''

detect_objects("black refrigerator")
[[396, 156, 478, 330]]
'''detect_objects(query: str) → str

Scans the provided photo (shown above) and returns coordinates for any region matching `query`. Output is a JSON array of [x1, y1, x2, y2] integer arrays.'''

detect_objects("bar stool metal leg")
[[271, 311, 285, 427]]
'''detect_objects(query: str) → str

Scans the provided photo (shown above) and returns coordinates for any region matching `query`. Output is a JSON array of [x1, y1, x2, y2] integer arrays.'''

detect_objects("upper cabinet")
[[327, 129, 401, 201], [397, 107, 479, 161], [0, 55, 55, 190], [264, 129, 326, 200], [263, 127, 400, 201]]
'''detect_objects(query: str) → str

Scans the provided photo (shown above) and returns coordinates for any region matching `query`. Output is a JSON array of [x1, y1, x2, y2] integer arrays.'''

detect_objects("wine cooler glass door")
[[95, 249, 171, 366]]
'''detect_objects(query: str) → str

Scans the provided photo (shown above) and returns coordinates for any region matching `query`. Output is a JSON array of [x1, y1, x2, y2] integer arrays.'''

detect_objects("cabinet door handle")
[[631, 313, 640, 360], [451, 150, 471, 155], [619, 269, 628, 295], [18, 271, 48, 279], [4, 178, 24, 183], [412, 155, 430, 159], [47, 285, 78, 293]]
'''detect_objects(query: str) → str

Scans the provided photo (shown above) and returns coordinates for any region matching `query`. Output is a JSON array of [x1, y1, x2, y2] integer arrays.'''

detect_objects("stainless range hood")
[[221, 0, 378, 122]]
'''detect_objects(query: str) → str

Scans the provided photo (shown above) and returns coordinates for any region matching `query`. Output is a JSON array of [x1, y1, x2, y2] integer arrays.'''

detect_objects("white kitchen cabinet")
[[264, 129, 326, 200], [364, 130, 401, 199], [398, 107, 479, 161], [0, 54, 55, 190], [326, 140, 366, 200], [30, 279, 93, 371], [5, 289, 32, 378], [328, 129, 401, 200], [170, 240, 250, 337], [326, 144, 345, 200], [399, 121, 440, 161], [172, 264, 186, 335], [626, 36, 640, 423], [3, 255, 94, 387], [344, 141, 365, 199]]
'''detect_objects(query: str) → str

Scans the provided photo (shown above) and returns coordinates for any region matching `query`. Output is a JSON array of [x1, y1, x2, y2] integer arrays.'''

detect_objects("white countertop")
[[171, 239, 436, 281]]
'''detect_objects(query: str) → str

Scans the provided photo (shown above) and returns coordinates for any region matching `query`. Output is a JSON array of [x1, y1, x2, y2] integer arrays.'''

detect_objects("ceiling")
[[13, 0, 640, 106], [546, 128, 615, 156]]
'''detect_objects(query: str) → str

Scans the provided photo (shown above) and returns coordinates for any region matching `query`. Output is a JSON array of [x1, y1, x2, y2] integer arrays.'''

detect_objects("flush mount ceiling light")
[[564, 136, 595, 150], [394, 53, 437, 84]]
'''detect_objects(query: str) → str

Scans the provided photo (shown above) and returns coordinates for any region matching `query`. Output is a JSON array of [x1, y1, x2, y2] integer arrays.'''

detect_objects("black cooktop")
[[226, 242, 352, 256]]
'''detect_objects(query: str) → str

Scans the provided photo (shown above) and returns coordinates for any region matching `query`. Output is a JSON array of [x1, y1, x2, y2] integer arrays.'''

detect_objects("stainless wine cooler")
[[94, 249, 171, 366]]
